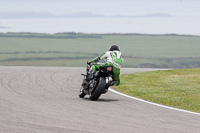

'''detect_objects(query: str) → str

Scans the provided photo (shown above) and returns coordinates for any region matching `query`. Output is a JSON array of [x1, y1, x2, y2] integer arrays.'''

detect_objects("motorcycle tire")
[[89, 77, 106, 100]]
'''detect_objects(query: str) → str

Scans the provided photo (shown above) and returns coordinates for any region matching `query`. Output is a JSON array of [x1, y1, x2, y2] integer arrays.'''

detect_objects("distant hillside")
[[0, 25, 8, 28], [0, 12, 55, 18], [0, 11, 173, 18], [60, 11, 105, 18], [142, 13, 173, 17]]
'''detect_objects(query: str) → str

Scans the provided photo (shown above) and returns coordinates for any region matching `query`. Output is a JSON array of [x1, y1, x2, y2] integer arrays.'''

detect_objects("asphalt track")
[[0, 66, 199, 133]]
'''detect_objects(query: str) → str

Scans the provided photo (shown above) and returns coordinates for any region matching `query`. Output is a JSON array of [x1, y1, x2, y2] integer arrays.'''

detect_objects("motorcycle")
[[79, 62, 114, 100]]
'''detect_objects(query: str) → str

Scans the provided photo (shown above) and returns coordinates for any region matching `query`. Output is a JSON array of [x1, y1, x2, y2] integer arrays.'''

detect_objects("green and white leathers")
[[90, 50, 123, 85]]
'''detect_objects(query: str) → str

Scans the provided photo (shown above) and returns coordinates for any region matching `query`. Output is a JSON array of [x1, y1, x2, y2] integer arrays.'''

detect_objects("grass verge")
[[113, 68, 200, 113]]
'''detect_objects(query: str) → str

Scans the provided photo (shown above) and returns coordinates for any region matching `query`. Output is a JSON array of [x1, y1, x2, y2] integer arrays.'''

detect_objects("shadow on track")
[[80, 97, 118, 102]]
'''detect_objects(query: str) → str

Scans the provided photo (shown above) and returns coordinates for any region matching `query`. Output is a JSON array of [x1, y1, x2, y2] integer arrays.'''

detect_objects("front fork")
[[81, 78, 96, 95]]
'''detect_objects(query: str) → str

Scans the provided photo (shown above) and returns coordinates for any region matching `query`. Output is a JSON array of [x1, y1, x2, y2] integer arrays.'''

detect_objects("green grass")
[[113, 68, 200, 113], [1, 33, 200, 68]]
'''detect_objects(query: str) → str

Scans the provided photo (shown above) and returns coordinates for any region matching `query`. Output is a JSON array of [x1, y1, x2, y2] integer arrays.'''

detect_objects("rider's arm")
[[90, 52, 107, 63], [100, 52, 109, 60]]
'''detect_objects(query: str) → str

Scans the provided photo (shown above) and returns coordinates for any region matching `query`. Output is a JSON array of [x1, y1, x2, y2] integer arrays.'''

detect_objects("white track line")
[[109, 88, 200, 116]]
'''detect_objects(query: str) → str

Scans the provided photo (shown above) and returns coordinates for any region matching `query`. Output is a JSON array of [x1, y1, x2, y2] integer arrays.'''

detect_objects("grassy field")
[[0, 32, 200, 68], [113, 68, 200, 113]]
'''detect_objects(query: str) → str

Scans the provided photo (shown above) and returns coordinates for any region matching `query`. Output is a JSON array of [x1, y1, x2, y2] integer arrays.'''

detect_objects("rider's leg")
[[89, 63, 105, 73], [88, 63, 121, 86], [86, 63, 104, 81], [93, 62, 121, 86], [112, 67, 120, 86]]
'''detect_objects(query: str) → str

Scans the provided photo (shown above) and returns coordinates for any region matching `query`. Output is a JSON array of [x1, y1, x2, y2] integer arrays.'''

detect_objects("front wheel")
[[89, 77, 106, 100], [79, 86, 86, 98]]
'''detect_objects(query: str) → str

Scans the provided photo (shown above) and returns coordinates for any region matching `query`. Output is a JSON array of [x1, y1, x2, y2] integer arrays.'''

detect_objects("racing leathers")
[[89, 50, 123, 86]]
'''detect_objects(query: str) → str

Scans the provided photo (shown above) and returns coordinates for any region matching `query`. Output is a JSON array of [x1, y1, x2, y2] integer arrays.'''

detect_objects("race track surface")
[[0, 66, 199, 133]]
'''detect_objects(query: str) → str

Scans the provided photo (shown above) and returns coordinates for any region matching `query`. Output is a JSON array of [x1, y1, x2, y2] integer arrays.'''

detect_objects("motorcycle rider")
[[87, 45, 123, 86]]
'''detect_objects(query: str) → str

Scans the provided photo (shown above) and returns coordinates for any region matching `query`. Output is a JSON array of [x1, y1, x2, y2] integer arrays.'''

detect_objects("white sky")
[[0, 0, 200, 16]]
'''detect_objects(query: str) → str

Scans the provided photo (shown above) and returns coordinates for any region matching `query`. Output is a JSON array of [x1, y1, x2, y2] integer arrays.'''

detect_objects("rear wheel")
[[89, 77, 106, 100], [79, 86, 86, 98]]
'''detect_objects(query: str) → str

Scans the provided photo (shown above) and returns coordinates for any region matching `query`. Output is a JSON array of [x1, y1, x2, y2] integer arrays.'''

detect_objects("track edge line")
[[109, 88, 200, 116]]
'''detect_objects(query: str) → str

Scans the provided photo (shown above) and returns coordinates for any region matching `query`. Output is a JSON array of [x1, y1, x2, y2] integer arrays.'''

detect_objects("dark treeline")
[[0, 32, 102, 39], [1, 32, 199, 39]]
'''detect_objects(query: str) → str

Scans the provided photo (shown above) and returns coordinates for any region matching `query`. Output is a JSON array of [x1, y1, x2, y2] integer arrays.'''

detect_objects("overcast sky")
[[0, 0, 200, 16]]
